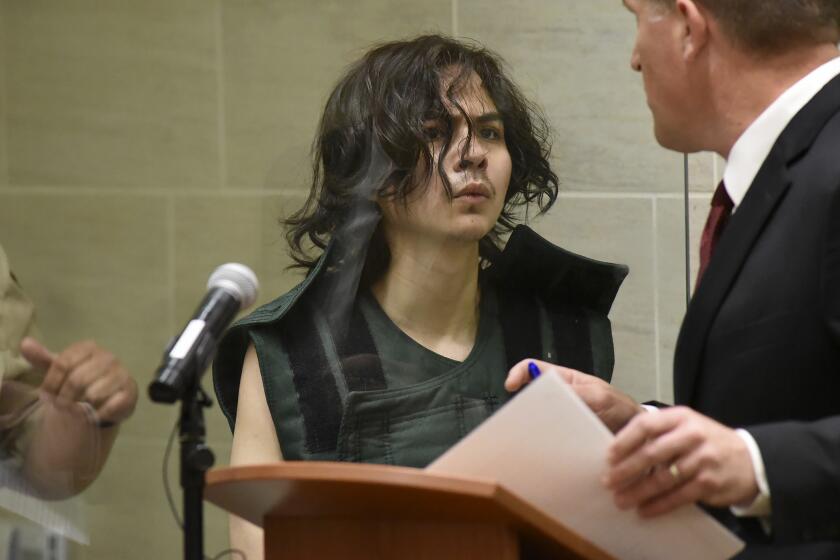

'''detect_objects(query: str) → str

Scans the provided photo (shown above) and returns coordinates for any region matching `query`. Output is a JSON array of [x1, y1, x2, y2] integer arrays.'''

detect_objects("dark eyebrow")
[[429, 111, 503, 126], [474, 112, 503, 124]]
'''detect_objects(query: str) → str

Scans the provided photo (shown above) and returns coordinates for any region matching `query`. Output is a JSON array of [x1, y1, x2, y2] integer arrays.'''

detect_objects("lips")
[[454, 182, 491, 199]]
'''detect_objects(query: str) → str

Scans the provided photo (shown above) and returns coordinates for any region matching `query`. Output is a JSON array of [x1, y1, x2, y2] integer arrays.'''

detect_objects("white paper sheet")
[[427, 374, 744, 560]]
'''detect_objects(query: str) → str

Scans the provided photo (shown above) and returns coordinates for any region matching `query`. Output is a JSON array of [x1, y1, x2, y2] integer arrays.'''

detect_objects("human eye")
[[479, 125, 503, 141], [422, 120, 448, 142]]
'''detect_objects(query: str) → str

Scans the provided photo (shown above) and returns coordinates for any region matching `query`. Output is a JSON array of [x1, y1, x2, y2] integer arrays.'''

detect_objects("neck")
[[370, 234, 481, 361], [708, 43, 839, 157]]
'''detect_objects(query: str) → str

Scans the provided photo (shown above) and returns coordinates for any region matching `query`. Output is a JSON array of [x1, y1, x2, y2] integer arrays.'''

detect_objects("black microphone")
[[149, 263, 258, 403]]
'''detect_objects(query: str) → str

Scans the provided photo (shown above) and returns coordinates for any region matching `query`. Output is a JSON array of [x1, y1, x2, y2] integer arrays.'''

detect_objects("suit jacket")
[[673, 73, 840, 558]]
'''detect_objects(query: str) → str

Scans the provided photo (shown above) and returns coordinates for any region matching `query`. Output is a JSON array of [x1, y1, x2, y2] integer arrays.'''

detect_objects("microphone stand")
[[150, 263, 258, 560], [181, 375, 215, 560], [162, 370, 215, 560]]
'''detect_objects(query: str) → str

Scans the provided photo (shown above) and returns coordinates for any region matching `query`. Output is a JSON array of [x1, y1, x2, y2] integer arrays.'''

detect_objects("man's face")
[[379, 73, 512, 248], [624, 0, 696, 150]]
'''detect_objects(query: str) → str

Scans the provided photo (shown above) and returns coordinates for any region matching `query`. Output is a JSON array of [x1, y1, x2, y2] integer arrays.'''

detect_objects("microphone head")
[[207, 263, 259, 310]]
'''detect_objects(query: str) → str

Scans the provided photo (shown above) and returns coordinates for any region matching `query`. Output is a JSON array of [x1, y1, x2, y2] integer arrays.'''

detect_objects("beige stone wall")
[[0, 1, 719, 558]]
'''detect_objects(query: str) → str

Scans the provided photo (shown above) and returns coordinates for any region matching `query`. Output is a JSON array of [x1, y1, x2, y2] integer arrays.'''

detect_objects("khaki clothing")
[[0, 244, 44, 460]]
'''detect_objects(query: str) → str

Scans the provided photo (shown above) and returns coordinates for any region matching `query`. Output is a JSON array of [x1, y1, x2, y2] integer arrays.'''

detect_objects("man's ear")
[[675, 0, 709, 61]]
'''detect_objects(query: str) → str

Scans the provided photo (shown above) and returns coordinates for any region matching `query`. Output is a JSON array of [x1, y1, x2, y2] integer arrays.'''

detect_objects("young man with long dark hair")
[[213, 34, 627, 558]]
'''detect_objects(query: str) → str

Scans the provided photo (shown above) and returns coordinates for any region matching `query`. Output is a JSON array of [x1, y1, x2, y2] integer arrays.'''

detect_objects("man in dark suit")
[[507, 0, 840, 556]]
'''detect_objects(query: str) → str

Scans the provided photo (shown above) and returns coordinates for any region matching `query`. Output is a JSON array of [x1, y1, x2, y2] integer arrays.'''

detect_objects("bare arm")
[[228, 344, 283, 560]]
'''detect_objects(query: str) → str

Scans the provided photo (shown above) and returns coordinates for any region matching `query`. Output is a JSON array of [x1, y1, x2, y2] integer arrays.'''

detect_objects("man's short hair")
[[651, 0, 840, 53], [285, 35, 559, 277]]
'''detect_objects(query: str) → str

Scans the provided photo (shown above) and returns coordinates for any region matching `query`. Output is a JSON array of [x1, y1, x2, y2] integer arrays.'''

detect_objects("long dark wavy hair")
[[285, 34, 559, 280]]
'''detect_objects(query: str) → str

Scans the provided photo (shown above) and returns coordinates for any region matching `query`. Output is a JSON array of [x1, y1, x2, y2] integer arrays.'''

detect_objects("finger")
[[504, 359, 557, 391], [97, 385, 137, 425], [608, 407, 687, 464], [572, 383, 612, 413], [19, 337, 56, 371], [55, 351, 117, 404], [82, 365, 126, 409], [41, 341, 97, 395], [40, 362, 69, 398], [504, 359, 531, 391], [605, 425, 703, 489], [53, 340, 98, 372], [637, 476, 708, 517], [613, 463, 687, 510]]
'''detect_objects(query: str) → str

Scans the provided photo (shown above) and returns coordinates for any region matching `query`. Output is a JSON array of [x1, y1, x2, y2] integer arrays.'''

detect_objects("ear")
[[675, 0, 709, 61]]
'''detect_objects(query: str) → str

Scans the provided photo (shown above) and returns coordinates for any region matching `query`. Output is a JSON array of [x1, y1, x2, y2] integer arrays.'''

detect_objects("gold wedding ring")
[[669, 463, 681, 481]]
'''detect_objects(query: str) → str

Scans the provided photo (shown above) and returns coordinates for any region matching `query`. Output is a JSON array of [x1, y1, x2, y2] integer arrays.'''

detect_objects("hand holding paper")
[[432, 369, 743, 560], [605, 406, 760, 517], [505, 359, 644, 433]]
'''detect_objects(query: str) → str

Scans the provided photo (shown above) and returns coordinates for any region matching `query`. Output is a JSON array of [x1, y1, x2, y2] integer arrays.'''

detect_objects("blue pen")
[[528, 361, 541, 380]]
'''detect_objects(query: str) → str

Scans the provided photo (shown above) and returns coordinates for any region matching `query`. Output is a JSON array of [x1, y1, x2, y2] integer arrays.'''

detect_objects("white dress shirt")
[[723, 56, 840, 211], [720, 55, 840, 519]]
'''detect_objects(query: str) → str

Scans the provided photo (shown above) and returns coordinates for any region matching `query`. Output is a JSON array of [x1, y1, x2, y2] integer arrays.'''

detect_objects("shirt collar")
[[723, 55, 840, 211]]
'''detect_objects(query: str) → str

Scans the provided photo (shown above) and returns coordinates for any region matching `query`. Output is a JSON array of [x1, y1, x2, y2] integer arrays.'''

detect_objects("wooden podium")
[[205, 462, 616, 560]]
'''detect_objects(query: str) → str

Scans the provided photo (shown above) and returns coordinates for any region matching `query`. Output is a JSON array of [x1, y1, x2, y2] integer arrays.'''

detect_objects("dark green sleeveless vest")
[[212, 226, 628, 467]]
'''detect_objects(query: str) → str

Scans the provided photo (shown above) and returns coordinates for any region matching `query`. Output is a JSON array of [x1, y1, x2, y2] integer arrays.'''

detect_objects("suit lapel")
[[673, 71, 840, 405], [674, 153, 791, 404]]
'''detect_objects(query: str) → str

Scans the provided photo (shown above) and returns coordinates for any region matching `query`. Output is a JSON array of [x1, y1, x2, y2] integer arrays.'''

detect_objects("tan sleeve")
[[0, 244, 44, 460]]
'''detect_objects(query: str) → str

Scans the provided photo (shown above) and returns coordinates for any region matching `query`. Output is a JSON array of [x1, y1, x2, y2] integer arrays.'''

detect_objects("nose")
[[454, 136, 488, 172], [630, 46, 642, 73]]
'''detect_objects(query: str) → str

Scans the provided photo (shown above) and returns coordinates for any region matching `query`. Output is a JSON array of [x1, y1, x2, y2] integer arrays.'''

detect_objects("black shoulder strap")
[[333, 304, 387, 392], [547, 304, 595, 377], [279, 301, 344, 454], [282, 298, 386, 456], [496, 283, 598, 379], [497, 289, 543, 370]]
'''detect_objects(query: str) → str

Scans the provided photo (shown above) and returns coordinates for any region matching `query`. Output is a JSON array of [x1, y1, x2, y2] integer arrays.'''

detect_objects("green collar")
[[232, 225, 628, 331]]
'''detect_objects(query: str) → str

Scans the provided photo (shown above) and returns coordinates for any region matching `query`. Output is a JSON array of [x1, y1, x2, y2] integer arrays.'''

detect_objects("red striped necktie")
[[697, 181, 734, 286]]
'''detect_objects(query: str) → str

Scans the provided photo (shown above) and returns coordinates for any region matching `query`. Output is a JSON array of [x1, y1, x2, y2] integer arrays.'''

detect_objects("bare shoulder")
[[230, 344, 283, 464]]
